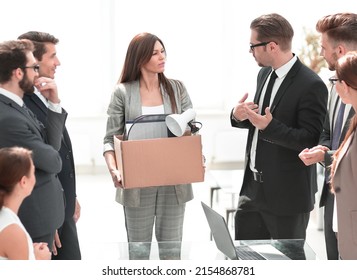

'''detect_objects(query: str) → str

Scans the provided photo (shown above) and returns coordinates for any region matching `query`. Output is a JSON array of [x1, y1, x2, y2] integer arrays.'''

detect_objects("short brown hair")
[[316, 13, 357, 48], [250, 13, 294, 52], [18, 31, 59, 61], [0, 39, 34, 83]]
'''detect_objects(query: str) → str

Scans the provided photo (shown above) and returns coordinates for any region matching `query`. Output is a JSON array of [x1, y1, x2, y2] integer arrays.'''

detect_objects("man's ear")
[[13, 67, 24, 80], [337, 44, 347, 56]]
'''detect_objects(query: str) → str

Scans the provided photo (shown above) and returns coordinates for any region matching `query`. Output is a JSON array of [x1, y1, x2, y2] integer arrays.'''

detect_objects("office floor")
[[75, 172, 327, 260]]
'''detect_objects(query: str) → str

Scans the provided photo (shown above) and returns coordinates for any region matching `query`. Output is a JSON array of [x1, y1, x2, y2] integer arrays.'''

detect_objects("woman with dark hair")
[[0, 147, 51, 260], [330, 51, 357, 260], [103, 33, 194, 259]]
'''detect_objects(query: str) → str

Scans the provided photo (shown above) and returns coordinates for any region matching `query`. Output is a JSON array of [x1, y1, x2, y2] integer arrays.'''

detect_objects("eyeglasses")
[[21, 65, 40, 73], [329, 77, 340, 85], [250, 41, 271, 52]]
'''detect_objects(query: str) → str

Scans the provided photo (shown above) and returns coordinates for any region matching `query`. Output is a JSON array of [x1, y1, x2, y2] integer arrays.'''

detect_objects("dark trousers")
[[323, 190, 339, 260], [235, 170, 310, 240], [52, 216, 81, 260]]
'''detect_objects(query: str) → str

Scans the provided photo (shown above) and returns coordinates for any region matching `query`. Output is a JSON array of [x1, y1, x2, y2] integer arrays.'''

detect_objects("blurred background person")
[[0, 146, 51, 260]]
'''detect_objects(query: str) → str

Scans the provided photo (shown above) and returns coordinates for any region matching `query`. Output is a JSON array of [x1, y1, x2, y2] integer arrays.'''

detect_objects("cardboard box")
[[114, 135, 204, 189]]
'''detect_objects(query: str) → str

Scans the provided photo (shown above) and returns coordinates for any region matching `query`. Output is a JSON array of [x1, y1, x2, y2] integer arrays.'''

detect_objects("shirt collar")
[[0, 87, 24, 107], [34, 87, 49, 107], [274, 55, 297, 79]]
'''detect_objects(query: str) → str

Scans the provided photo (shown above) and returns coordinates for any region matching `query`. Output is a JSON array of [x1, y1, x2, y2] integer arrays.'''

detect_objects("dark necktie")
[[331, 102, 346, 150], [22, 103, 47, 139], [325, 101, 346, 183], [261, 70, 278, 114], [254, 71, 278, 173]]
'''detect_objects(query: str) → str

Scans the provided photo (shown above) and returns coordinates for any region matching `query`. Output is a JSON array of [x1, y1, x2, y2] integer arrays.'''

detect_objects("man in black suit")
[[0, 40, 66, 249], [231, 13, 328, 240], [18, 31, 81, 260], [299, 13, 357, 259]]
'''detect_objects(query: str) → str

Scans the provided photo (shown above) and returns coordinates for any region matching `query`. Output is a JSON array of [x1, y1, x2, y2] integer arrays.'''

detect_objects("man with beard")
[[299, 13, 357, 259], [0, 39, 66, 251], [18, 31, 81, 260]]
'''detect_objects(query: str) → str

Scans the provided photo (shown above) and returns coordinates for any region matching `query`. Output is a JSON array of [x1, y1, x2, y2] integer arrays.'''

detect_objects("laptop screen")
[[201, 201, 238, 260]]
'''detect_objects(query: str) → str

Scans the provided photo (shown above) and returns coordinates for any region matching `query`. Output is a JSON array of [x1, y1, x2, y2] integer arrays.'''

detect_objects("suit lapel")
[[254, 69, 270, 104], [30, 93, 48, 115], [29, 93, 71, 149], [269, 59, 302, 114], [2, 95, 44, 134]]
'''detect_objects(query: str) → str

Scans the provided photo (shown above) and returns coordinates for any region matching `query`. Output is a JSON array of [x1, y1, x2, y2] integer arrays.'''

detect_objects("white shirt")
[[249, 56, 297, 172], [33, 88, 62, 113], [0, 87, 62, 113], [142, 104, 164, 115]]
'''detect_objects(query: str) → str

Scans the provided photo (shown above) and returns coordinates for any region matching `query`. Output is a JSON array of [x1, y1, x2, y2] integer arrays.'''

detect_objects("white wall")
[[0, 0, 354, 171]]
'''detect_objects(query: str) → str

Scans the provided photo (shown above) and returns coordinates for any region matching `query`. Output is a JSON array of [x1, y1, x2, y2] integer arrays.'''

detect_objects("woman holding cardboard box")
[[103, 32, 194, 260]]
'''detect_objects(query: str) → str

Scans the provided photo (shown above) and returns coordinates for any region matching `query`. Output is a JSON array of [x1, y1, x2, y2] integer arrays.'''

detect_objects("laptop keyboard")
[[235, 245, 266, 260]]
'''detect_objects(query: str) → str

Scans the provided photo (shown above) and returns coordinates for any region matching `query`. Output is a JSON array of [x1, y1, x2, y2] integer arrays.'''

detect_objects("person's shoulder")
[[300, 64, 325, 82], [0, 223, 29, 259], [257, 67, 271, 80], [290, 58, 324, 82], [114, 81, 139, 95], [258, 66, 271, 74], [168, 78, 184, 86], [23, 92, 33, 100], [168, 79, 187, 93]]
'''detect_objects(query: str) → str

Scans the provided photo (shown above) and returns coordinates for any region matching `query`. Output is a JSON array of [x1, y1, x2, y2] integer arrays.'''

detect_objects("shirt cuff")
[[48, 101, 62, 113], [231, 113, 240, 122], [103, 143, 114, 154]]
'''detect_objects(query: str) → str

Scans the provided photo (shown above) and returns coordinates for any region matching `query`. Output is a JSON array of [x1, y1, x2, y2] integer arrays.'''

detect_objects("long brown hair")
[[118, 32, 179, 113], [330, 51, 357, 191]]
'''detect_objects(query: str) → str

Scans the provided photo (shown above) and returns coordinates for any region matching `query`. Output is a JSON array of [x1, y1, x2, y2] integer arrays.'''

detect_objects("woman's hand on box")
[[111, 169, 123, 188]]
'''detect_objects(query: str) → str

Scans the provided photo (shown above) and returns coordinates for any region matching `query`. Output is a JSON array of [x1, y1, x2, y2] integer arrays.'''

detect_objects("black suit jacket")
[[231, 58, 328, 215], [23, 93, 76, 219], [0, 93, 66, 238]]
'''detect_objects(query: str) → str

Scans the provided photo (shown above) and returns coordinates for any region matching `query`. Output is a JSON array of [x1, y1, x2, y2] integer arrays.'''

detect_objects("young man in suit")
[[299, 13, 357, 259], [18, 31, 81, 260], [0, 40, 66, 249], [231, 13, 328, 241]]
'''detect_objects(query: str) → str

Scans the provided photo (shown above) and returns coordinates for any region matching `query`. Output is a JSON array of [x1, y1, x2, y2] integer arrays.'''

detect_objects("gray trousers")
[[124, 186, 185, 260]]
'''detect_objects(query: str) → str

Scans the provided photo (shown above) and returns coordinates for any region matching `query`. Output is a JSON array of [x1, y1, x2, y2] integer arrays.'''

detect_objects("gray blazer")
[[0, 94, 66, 238], [104, 80, 194, 207], [333, 128, 357, 260]]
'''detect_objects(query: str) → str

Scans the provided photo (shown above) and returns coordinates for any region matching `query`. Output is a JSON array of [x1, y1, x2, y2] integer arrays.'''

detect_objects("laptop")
[[201, 201, 291, 260]]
